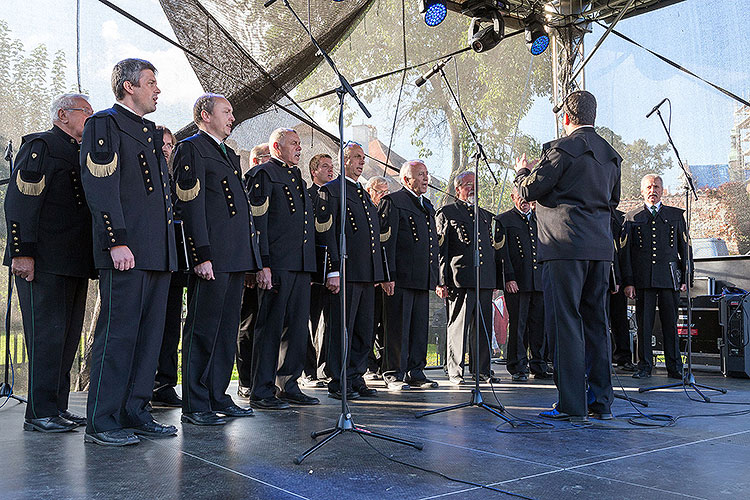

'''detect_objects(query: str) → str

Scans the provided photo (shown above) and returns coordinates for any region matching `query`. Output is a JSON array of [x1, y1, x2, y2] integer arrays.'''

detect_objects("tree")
[[596, 126, 672, 198], [296, 3, 552, 211]]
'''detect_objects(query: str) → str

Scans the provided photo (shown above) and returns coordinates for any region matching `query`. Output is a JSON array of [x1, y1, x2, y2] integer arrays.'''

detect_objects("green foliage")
[[596, 126, 672, 199]]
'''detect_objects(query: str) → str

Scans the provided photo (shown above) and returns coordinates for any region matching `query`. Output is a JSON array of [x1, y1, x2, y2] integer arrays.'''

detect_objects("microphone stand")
[[274, 0, 422, 465], [415, 64, 511, 424], [0, 140, 26, 405], [638, 105, 726, 401]]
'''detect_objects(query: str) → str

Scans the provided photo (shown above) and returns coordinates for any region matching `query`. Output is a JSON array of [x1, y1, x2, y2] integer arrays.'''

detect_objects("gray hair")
[[365, 176, 389, 190], [50, 93, 89, 124], [193, 93, 226, 125], [111, 58, 157, 100], [641, 173, 663, 189], [268, 128, 297, 150], [399, 160, 425, 184], [453, 171, 474, 189]]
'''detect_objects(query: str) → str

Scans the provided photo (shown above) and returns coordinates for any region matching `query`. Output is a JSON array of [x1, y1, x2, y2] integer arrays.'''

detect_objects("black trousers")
[[325, 282, 374, 392], [382, 286, 429, 382], [154, 272, 186, 392], [251, 270, 311, 399], [16, 272, 87, 420], [505, 291, 547, 375], [543, 260, 613, 417], [445, 288, 492, 379], [86, 269, 170, 434], [609, 288, 632, 365], [635, 287, 683, 374], [367, 288, 385, 374], [304, 283, 329, 379], [236, 285, 258, 389], [182, 272, 244, 413]]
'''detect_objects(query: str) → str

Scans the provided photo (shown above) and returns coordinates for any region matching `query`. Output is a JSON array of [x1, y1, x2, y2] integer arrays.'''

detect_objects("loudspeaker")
[[719, 294, 750, 378]]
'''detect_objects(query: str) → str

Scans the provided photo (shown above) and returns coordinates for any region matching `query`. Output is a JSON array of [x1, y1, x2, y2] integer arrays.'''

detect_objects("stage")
[[1, 368, 749, 500]]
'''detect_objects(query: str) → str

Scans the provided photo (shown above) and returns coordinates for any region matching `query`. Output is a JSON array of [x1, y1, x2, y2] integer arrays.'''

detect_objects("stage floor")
[[1, 367, 749, 500]]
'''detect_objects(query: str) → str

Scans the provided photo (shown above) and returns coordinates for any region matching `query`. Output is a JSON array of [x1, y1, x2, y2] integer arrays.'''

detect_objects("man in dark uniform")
[[515, 90, 621, 422], [236, 143, 271, 399], [365, 176, 390, 380], [246, 128, 328, 409], [379, 160, 439, 391], [610, 209, 636, 371], [80, 58, 178, 445], [302, 152, 335, 388], [173, 93, 261, 425], [622, 174, 689, 379], [4, 93, 95, 433], [496, 186, 550, 382], [320, 142, 385, 399], [436, 172, 502, 385]]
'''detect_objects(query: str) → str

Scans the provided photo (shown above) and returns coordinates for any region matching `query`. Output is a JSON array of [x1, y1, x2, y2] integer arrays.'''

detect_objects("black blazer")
[[378, 188, 438, 291], [172, 131, 261, 273], [80, 104, 177, 271], [4, 126, 95, 278]]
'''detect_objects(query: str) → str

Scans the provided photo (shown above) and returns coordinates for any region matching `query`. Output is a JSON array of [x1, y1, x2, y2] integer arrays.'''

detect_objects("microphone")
[[646, 97, 668, 118], [415, 57, 452, 88], [263, 0, 277, 7]]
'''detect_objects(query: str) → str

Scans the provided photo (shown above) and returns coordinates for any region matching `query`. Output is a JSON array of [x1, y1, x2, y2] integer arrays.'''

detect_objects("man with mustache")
[[173, 93, 261, 425], [80, 58, 178, 445]]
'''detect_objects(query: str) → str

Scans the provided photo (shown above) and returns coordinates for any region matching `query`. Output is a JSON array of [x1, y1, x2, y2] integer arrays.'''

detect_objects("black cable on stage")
[[594, 20, 750, 108], [356, 433, 537, 500]]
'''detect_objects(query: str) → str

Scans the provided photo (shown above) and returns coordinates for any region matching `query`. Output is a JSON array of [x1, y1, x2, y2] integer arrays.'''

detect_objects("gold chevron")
[[620, 233, 628, 248], [86, 152, 117, 177], [493, 234, 505, 250], [380, 227, 391, 242], [438, 233, 445, 246], [176, 179, 200, 202], [16, 170, 45, 196], [316, 214, 333, 233], [251, 197, 269, 217], [682, 231, 687, 243]]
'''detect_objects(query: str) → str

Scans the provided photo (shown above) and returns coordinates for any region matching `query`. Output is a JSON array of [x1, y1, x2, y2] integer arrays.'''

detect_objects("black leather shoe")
[[385, 380, 410, 391], [474, 374, 501, 383], [448, 376, 465, 386], [532, 371, 553, 380], [84, 429, 139, 446], [248, 397, 291, 410], [667, 371, 684, 380], [512, 373, 529, 382], [278, 391, 320, 405], [299, 376, 326, 388], [352, 385, 378, 397], [59, 410, 86, 427], [632, 369, 652, 379], [216, 404, 254, 417], [152, 387, 182, 407], [589, 411, 614, 420], [128, 420, 177, 437], [181, 412, 226, 426], [24, 416, 77, 433], [237, 386, 252, 398], [405, 378, 438, 389], [327, 389, 360, 400], [617, 361, 638, 372]]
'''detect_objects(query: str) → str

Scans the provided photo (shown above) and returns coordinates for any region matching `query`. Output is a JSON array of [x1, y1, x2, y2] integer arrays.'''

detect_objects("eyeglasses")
[[64, 108, 94, 116], [372, 188, 389, 194], [163, 143, 174, 150]]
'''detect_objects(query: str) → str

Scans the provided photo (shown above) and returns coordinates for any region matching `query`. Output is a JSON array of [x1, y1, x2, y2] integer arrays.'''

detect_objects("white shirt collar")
[[648, 201, 663, 211], [404, 185, 422, 200], [117, 102, 143, 118], [203, 130, 223, 145], [345, 175, 360, 185]]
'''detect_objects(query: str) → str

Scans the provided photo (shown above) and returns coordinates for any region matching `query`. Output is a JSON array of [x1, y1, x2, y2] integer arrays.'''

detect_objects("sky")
[[3, 0, 748, 191]]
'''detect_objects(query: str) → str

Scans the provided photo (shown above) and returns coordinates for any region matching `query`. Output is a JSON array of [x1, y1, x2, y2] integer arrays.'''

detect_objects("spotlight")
[[468, 12, 504, 53], [525, 20, 549, 55], [420, 0, 447, 27]]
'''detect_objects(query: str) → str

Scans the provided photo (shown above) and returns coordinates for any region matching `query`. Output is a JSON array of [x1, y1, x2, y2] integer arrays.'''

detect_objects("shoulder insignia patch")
[[380, 227, 391, 243], [315, 214, 333, 233], [16, 170, 46, 196], [620, 233, 628, 248], [251, 197, 269, 217], [86, 152, 118, 177], [438, 233, 445, 247], [176, 178, 200, 202], [493, 234, 505, 250]]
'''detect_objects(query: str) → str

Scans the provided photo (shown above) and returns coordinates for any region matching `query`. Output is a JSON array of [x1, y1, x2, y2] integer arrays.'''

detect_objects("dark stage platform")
[[2, 368, 749, 500]]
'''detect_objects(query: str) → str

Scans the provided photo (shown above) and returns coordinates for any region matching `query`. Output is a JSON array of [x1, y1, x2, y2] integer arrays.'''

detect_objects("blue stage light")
[[530, 34, 549, 55], [421, 0, 447, 27], [525, 21, 549, 55]]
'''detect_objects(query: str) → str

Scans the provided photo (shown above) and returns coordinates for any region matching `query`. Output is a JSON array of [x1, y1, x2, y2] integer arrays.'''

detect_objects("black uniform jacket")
[[621, 204, 689, 289], [515, 127, 622, 262], [4, 126, 95, 278], [436, 200, 501, 290], [80, 104, 177, 271], [378, 187, 439, 291], [172, 131, 261, 273], [319, 177, 384, 283], [246, 157, 316, 273], [495, 208, 542, 292]]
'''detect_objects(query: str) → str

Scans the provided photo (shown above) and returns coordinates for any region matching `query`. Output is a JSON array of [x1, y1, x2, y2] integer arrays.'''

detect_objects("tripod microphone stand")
[[638, 101, 726, 401], [414, 63, 511, 424], [269, 0, 422, 464], [0, 140, 26, 405]]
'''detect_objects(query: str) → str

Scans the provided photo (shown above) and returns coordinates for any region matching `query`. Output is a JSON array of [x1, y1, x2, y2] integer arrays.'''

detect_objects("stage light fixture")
[[525, 20, 549, 55], [420, 0, 447, 27], [468, 12, 504, 53]]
